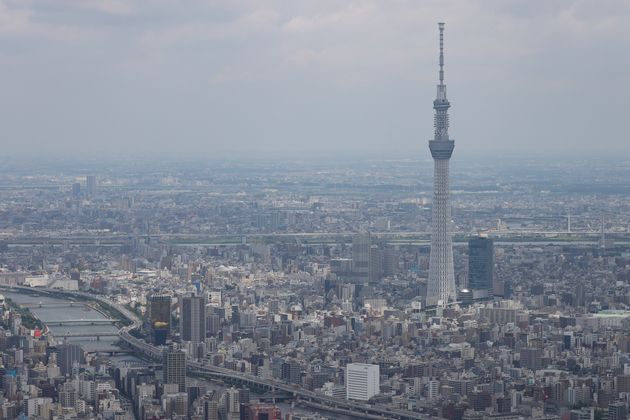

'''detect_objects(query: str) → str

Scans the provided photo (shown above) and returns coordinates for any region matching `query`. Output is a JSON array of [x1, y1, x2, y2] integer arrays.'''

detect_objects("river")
[[2, 290, 348, 419], [2, 291, 137, 360]]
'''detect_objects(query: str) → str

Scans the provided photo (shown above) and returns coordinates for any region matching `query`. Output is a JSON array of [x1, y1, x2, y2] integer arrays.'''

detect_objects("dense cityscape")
[[0, 150, 629, 420], [1, 2, 630, 419]]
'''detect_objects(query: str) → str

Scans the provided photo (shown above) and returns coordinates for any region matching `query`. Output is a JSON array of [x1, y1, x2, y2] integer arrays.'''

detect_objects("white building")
[[427, 380, 439, 400], [345, 363, 379, 401]]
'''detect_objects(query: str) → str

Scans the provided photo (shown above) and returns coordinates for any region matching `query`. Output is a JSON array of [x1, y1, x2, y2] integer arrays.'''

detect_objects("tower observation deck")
[[427, 22, 456, 307]]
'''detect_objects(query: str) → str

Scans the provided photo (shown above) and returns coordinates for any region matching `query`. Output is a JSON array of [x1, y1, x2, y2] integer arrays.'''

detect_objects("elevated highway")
[[0, 284, 441, 419], [3, 230, 628, 248]]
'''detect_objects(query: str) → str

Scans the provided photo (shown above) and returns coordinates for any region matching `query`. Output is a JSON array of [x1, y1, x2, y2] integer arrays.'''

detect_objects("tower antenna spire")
[[438, 22, 445, 85]]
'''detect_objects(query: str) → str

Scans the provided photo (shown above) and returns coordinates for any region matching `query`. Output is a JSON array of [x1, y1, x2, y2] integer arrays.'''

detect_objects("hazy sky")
[[1, 0, 629, 159]]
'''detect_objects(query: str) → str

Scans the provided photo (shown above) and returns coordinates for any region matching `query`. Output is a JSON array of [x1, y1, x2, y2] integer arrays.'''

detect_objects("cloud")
[[0, 1, 32, 34], [1, 0, 630, 158], [80, 0, 133, 15]]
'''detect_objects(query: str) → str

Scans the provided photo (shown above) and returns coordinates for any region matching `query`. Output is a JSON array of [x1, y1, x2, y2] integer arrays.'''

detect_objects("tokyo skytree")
[[427, 22, 456, 307]]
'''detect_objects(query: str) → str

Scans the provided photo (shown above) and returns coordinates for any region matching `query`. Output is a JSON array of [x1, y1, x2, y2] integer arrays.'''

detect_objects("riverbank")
[[3, 296, 44, 330], [2, 291, 124, 353]]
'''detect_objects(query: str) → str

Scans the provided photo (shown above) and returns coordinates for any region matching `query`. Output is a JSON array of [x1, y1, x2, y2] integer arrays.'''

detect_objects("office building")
[[57, 343, 84, 376], [520, 347, 543, 371], [149, 294, 171, 345], [345, 363, 380, 401], [352, 233, 370, 284], [180, 294, 206, 346], [72, 183, 81, 199], [368, 244, 383, 283], [468, 236, 494, 295], [58, 383, 78, 408], [86, 175, 96, 198], [163, 349, 186, 392]]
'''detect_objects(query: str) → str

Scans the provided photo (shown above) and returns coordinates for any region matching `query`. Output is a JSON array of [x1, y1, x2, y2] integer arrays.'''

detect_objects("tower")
[[352, 233, 370, 284], [427, 22, 456, 306], [179, 293, 206, 347], [149, 294, 171, 345]]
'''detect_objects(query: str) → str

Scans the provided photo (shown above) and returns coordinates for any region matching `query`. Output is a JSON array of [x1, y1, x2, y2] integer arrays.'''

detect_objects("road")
[[4, 230, 628, 248], [0, 285, 439, 420]]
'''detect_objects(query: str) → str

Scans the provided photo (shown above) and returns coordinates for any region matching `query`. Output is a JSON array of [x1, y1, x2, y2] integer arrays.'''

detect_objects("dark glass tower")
[[180, 294, 206, 345], [149, 294, 171, 345], [468, 236, 494, 293]]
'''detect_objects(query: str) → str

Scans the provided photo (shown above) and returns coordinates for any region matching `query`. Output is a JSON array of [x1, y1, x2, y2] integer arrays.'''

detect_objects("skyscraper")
[[179, 294, 206, 346], [427, 22, 456, 307], [163, 349, 186, 392], [71, 182, 81, 199], [352, 233, 370, 284], [468, 236, 494, 296], [86, 175, 96, 198], [57, 343, 84, 376], [149, 294, 171, 345]]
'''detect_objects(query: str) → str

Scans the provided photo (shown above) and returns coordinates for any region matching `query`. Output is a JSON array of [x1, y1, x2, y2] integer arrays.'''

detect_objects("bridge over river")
[[0, 284, 443, 420], [45, 319, 119, 326]]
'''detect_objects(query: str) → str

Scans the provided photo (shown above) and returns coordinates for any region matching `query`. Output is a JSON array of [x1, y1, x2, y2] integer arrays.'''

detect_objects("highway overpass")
[[0, 285, 438, 420]]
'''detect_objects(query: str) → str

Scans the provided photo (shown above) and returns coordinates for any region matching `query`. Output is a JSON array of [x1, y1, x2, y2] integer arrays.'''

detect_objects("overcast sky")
[[1, 0, 629, 159]]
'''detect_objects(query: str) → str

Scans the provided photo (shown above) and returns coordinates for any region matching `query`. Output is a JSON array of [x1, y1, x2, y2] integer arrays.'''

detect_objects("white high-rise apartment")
[[345, 363, 380, 401], [428, 379, 440, 400]]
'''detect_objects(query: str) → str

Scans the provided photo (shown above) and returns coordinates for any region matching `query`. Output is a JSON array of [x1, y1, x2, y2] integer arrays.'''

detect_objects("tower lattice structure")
[[427, 22, 456, 307]]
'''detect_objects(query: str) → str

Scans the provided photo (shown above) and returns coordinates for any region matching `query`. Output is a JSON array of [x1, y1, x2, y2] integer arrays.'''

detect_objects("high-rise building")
[[427, 379, 439, 400], [71, 182, 81, 199], [427, 22, 456, 307], [149, 294, 171, 345], [382, 247, 398, 277], [345, 363, 380, 401], [520, 347, 543, 371], [58, 382, 78, 408], [203, 397, 219, 420], [226, 387, 240, 415], [468, 236, 494, 295], [352, 233, 370, 284], [574, 282, 586, 307], [162, 349, 186, 392], [162, 392, 188, 417], [616, 374, 630, 393], [57, 343, 84, 376], [231, 304, 240, 326], [608, 402, 627, 420], [86, 175, 96, 198], [180, 294, 206, 346], [368, 244, 383, 283], [206, 313, 221, 336]]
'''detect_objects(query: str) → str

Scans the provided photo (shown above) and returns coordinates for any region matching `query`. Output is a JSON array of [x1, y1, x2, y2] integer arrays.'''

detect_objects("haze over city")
[[1, 0, 630, 158]]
